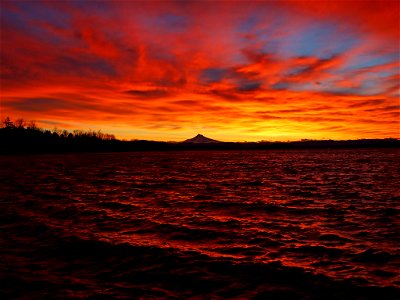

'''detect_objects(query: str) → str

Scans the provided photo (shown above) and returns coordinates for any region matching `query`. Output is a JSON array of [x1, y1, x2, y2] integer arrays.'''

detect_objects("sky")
[[0, 0, 399, 141]]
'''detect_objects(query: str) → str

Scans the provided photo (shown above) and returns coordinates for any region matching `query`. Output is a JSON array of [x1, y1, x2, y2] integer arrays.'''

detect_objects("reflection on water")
[[0, 149, 399, 298]]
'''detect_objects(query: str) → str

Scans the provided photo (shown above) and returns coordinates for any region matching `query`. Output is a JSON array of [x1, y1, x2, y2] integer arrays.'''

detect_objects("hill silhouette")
[[183, 134, 221, 143], [1, 117, 399, 154]]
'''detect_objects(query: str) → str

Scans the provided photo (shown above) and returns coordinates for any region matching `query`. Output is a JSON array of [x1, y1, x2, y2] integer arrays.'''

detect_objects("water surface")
[[1, 149, 399, 299]]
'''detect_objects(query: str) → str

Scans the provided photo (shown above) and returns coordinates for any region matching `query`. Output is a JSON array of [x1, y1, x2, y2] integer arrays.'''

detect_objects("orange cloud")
[[0, 0, 398, 141]]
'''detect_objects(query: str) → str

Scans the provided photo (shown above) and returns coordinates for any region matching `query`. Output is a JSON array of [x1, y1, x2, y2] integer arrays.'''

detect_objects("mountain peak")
[[183, 134, 221, 143]]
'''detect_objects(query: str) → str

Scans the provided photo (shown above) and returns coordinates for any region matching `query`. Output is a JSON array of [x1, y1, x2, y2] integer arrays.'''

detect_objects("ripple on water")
[[0, 149, 399, 298]]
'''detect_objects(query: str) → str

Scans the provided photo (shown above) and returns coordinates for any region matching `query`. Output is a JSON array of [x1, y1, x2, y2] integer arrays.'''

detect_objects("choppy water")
[[0, 149, 399, 299]]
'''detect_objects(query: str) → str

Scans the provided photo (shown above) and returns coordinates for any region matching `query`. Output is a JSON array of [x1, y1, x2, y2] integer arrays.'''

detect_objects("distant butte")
[[183, 134, 221, 144]]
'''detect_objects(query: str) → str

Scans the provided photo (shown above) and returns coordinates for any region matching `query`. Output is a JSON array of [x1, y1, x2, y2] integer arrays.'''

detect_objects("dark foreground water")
[[0, 149, 399, 299]]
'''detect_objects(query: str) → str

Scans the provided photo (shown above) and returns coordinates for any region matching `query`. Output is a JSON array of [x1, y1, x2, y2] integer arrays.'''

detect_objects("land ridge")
[[1, 117, 399, 154]]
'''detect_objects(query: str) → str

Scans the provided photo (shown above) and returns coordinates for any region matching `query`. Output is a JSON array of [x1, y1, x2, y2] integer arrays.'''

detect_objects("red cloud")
[[0, 0, 398, 141], [277, 0, 399, 40]]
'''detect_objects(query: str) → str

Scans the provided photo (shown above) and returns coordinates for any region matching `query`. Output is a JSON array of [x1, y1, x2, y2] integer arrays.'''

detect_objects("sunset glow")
[[1, 0, 399, 141]]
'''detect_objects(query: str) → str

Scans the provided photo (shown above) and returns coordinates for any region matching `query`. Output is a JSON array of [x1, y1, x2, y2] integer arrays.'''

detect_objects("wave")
[[1, 218, 399, 300], [1, 149, 399, 299]]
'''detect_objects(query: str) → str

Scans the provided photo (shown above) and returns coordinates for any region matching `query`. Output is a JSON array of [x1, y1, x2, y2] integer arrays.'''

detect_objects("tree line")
[[0, 116, 120, 154], [1, 117, 116, 140], [1, 116, 399, 154]]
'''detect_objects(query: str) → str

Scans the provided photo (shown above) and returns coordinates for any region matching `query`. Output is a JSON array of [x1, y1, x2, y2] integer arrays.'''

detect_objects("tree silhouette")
[[0, 116, 398, 154], [2, 117, 14, 128]]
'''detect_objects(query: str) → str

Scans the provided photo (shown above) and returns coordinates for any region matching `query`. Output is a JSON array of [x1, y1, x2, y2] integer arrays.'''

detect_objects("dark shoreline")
[[1, 118, 399, 154], [1, 138, 399, 155]]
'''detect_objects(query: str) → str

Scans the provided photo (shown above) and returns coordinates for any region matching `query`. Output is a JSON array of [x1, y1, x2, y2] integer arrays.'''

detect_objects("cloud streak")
[[1, 0, 398, 141]]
